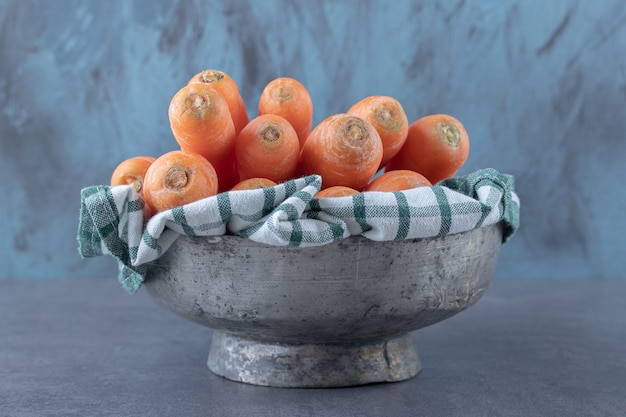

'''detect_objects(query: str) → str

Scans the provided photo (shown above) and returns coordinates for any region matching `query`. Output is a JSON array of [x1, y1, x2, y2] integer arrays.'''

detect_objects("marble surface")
[[1, 278, 624, 416]]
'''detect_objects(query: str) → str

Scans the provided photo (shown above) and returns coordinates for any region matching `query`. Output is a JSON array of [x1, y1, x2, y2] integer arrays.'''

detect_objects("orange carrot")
[[210, 152, 239, 193], [188, 69, 249, 135], [314, 185, 359, 198], [110, 156, 156, 195], [299, 113, 383, 190], [364, 169, 432, 192], [386, 114, 469, 184], [142, 150, 219, 212], [347, 95, 409, 168], [230, 177, 277, 191], [234, 114, 300, 183], [258, 77, 313, 147], [168, 83, 236, 164]]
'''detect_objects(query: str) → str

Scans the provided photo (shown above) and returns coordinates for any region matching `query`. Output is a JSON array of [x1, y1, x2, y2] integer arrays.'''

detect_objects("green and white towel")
[[78, 168, 520, 294]]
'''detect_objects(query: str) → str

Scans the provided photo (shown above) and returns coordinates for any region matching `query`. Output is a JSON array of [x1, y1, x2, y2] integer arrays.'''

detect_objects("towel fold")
[[78, 168, 520, 294]]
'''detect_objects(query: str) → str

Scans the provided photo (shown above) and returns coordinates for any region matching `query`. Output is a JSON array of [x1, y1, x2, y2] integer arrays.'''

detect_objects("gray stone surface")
[[1, 278, 625, 416]]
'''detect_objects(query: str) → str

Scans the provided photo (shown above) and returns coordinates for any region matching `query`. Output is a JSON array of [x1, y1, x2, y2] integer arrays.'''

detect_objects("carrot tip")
[[261, 125, 281, 143], [273, 86, 293, 102], [377, 107, 394, 123], [199, 69, 225, 84], [130, 177, 143, 193], [185, 93, 208, 114], [165, 167, 189, 190], [343, 120, 368, 146], [441, 123, 462, 147]]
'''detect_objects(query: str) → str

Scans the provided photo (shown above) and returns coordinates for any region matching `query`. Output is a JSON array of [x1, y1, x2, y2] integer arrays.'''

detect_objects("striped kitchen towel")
[[78, 168, 520, 294]]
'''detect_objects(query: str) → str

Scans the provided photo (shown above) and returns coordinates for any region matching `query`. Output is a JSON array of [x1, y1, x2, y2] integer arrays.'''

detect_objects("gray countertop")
[[1, 278, 624, 417]]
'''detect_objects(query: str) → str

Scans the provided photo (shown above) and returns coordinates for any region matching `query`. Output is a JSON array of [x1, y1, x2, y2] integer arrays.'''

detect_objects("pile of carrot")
[[110, 69, 470, 217]]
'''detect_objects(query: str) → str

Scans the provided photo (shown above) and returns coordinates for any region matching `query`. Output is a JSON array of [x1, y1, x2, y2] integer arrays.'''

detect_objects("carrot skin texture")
[[348, 95, 409, 168], [299, 113, 383, 191], [168, 83, 236, 164], [235, 114, 300, 183], [188, 69, 249, 135], [258, 77, 313, 148], [142, 150, 219, 212], [364, 169, 432, 192], [386, 114, 469, 184]]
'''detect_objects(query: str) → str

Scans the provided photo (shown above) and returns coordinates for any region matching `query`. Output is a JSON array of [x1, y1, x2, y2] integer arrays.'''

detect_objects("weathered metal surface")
[[207, 331, 421, 387], [144, 223, 503, 387]]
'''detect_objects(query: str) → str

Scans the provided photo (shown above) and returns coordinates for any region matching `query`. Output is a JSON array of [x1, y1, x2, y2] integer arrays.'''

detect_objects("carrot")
[[299, 113, 383, 191], [210, 152, 239, 193], [386, 114, 469, 184], [230, 177, 277, 191], [188, 69, 249, 135], [110, 156, 156, 195], [142, 150, 219, 212], [234, 114, 300, 183], [364, 169, 432, 192], [258, 77, 313, 147], [314, 185, 359, 198], [168, 83, 236, 164], [347, 95, 409, 168]]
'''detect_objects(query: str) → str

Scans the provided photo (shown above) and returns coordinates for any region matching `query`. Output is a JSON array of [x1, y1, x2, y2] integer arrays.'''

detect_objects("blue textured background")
[[1, 0, 624, 280]]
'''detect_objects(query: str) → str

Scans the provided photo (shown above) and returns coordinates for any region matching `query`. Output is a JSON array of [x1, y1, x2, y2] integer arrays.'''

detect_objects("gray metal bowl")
[[144, 223, 503, 387]]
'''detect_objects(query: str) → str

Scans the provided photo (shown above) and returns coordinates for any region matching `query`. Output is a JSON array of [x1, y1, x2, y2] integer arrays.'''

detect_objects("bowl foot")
[[207, 331, 422, 387]]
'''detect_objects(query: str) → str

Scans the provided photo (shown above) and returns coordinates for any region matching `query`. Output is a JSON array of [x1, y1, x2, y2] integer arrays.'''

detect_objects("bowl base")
[[207, 331, 421, 388]]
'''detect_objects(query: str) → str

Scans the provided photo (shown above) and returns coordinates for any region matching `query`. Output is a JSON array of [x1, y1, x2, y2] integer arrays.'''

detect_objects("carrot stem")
[[273, 86, 292, 101], [441, 123, 461, 147], [261, 125, 281, 143], [185, 93, 208, 115], [343, 121, 367, 146], [165, 167, 189, 190], [199, 69, 225, 83]]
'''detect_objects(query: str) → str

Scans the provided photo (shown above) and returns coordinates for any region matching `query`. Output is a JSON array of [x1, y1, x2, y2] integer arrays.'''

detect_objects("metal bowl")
[[143, 223, 503, 387]]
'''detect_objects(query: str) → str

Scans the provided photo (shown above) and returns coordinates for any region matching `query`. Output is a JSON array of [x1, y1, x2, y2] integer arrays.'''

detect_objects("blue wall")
[[1, 0, 625, 279]]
